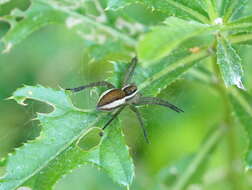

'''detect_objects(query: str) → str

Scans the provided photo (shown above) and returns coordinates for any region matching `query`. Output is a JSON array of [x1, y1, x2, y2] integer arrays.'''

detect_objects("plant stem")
[[172, 126, 226, 190], [203, 0, 218, 22], [229, 33, 252, 44], [211, 52, 241, 190]]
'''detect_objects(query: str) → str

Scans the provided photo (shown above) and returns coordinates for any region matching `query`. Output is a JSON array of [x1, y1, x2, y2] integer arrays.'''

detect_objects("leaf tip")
[[235, 76, 246, 90]]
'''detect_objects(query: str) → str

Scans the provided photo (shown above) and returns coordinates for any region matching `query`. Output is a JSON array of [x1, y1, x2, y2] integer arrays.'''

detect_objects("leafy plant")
[[0, 0, 252, 189]]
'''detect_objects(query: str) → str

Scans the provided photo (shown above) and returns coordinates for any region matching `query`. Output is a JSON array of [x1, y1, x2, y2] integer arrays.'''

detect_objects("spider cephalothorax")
[[66, 57, 183, 143]]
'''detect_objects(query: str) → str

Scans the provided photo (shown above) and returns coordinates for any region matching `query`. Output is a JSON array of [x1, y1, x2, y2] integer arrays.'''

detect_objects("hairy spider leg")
[[101, 105, 126, 131], [129, 105, 150, 144], [65, 81, 115, 92], [122, 56, 138, 87], [136, 97, 184, 113]]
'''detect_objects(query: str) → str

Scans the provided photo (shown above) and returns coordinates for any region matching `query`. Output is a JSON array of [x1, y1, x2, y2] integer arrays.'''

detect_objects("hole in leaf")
[[0, 21, 10, 39], [77, 127, 102, 151], [0, 157, 7, 178], [0, 0, 31, 17]]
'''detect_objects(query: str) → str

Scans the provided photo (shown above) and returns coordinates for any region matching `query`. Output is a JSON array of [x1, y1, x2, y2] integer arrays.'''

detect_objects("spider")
[[66, 57, 183, 143]]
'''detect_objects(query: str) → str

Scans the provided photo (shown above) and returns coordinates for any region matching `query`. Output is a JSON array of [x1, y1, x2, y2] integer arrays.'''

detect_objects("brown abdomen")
[[97, 89, 125, 110]]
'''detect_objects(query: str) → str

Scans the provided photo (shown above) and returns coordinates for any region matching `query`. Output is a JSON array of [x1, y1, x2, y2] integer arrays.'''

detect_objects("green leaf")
[[137, 17, 213, 63], [222, 0, 248, 22], [25, 146, 99, 190], [229, 33, 252, 45], [100, 120, 134, 187], [113, 48, 210, 97], [201, 0, 218, 21], [0, 85, 134, 190], [24, 121, 133, 189], [106, 0, 209, 23], [216, 37, 245, 90], [0, 2, 67, 53], [0, 85, 98, 190], [229, 89, 252, 169], [0, 0, 136, 53], [227, 15, 252, 34], [86, 40, 130, 62]]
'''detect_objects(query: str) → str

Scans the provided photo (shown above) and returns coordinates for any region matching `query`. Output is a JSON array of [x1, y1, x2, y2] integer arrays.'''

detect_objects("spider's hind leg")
[[130, 105, 150, 144], [65, 81, 115, 92], [136, 97, 184, 113]]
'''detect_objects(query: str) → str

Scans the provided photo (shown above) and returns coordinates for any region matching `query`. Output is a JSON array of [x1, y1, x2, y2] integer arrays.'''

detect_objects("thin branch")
[[172, 126, 226, 190]]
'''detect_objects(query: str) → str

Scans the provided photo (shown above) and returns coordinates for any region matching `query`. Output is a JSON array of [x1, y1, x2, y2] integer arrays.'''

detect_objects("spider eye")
[[123, 85, 137, 96]]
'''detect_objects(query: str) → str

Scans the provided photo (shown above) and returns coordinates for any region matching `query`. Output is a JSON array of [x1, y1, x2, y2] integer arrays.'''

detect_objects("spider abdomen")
[[97, 89, 126, 111]]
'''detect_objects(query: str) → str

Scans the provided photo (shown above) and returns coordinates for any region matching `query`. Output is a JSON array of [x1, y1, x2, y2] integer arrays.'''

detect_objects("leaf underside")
[[217, 37, 245, 90]]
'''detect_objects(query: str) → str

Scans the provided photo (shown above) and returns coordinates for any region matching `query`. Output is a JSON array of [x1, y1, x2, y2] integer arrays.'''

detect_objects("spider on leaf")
[[66, 57, 183, 143]]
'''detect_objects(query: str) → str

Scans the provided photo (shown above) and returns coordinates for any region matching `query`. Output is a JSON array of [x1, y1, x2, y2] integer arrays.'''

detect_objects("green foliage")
[[229, 89, 252, 169], [106, 0, 209, 23], [217, 37, 244, 89], [0, 0, 252, 189], [1, 2, 66, 53], [137, 17, 211, 63], [0, 85, 133, 190]]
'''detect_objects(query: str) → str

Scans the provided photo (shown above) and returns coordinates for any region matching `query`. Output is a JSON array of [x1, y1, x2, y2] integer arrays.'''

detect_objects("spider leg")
[[65, 81, 115, 92], [102, 105, 126, 131], [136, 97, 184, 113], [123, 56, 138, 86], [129, 105, 150, 144]]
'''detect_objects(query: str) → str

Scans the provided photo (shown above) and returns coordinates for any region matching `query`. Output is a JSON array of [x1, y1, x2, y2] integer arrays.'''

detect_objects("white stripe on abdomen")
[[98, 98, 126, 110]]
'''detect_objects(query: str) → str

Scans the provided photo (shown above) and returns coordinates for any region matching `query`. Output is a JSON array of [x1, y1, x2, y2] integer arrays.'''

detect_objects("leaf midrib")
[[8, 112, 102, 190], [138, 50, 209, 91]]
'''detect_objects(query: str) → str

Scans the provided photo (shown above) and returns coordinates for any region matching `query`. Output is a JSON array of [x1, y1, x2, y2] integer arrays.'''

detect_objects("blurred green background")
[[1, 1, 252, 190]]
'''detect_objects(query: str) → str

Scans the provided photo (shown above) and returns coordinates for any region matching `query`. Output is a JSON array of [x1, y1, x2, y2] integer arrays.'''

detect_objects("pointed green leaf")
[[1, 2, 67, 53], [229, 89, 252, 169], [106, 0, 209, 23], [0, 85, 135, 190], [0, 86, 100, 190], [137, 17, 212, 63], [217, 37, 245, 89], [24, 121, 134, 189], [229, 33, 252, 45], [227, 15, 252, 34], [222, 0, 248, 21], [25, 146, 99, 190], [100, 121, 134, 187], [1, 0, 136, 53], [113, 49, 210, 97]]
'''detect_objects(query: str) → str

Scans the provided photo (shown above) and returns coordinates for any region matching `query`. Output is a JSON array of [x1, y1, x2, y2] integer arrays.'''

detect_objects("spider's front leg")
[[99, 105, 126, 136], [122, 56, 138, 86], [65, 81, 115, 92]]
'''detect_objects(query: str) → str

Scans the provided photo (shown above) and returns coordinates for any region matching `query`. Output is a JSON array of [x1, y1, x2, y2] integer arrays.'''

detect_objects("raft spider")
[[66, 57, 183, 143]]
